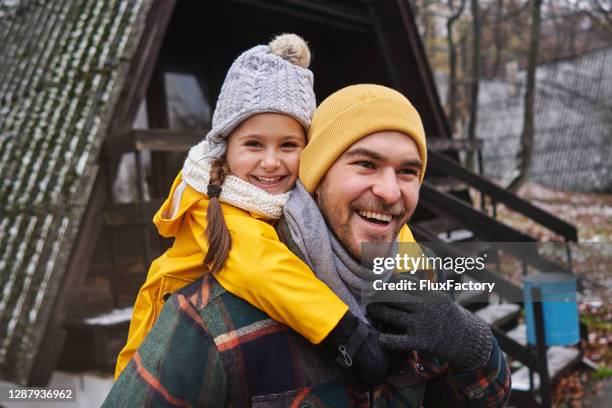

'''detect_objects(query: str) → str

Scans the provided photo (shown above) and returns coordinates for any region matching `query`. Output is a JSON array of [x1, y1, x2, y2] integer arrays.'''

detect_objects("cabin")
[[0, 0, 584, 405]]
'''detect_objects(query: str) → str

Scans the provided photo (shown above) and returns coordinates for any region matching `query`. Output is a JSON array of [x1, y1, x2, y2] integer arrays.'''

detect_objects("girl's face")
[[225, 113, 306, 195]]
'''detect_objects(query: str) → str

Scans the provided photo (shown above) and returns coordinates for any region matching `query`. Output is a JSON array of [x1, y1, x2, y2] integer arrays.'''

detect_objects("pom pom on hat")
[[269, 33, 311, 68]]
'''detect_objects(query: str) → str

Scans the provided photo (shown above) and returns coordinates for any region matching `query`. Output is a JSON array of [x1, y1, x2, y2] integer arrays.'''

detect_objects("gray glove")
[[366, 278, 493, 372]]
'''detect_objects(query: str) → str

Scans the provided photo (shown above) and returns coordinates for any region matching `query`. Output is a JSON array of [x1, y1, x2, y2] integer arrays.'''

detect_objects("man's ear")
[[313, 175, 328, 205]]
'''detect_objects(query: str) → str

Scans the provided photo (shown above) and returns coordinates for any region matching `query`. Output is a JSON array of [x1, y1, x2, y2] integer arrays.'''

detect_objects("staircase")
[[411, 148, 584, 407], [366, 4, 588, 400]]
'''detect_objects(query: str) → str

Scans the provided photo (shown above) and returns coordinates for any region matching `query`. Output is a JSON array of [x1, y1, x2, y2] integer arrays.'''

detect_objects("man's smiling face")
[[315, 131, 422, 260]]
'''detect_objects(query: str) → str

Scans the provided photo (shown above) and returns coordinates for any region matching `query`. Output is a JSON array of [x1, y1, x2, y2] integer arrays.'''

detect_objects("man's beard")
[[316, 192, 411, 261]]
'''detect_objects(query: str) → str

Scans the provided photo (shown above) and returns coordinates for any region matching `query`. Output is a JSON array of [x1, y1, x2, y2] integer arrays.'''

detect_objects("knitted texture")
[[366, 276, 493, 372], [104, 275, 508, 406], [183, 141, 289, 219], [300, 84, 427, 193], [189, 34, 316, 162]]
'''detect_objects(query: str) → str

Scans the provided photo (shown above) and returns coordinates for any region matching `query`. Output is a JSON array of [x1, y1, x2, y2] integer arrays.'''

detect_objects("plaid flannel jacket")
[[104, 275, 510, 407]]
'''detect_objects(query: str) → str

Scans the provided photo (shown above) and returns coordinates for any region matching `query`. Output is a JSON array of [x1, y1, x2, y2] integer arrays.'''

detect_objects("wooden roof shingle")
[[0, 0, 154, 384]]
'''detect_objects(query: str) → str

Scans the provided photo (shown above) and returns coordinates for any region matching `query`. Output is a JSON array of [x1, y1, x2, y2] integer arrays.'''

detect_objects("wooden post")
[[146, 65, 170, 198], [106, 160, 121, 308], [135, 151, 153, 268], [533, 287, 552, 407]]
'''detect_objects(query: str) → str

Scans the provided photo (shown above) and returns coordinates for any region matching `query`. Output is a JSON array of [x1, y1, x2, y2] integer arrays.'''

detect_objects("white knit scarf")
[[181, 140, 289, 220]]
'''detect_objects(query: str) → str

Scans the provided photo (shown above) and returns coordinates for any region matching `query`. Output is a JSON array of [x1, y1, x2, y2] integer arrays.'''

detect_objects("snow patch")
[[83, 307, 133, 326]]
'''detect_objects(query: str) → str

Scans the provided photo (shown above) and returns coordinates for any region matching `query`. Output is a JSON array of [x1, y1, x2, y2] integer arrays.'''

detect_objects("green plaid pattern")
[[104, 275, 510, 407]]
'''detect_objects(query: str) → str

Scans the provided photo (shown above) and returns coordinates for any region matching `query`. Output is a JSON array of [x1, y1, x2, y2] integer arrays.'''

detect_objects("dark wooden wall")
[[155, 0, 448, 139]]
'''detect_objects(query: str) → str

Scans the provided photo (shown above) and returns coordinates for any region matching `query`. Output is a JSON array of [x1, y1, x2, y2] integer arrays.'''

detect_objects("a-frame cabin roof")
[[0, 0, 456, 385], [0, 0, 156, 384]]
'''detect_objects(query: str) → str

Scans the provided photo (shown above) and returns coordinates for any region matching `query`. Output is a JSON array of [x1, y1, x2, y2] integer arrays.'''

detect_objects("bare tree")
[[580, 0, 612, 39], [507, 0, 542, 192], [588, 0, 612, 31], [491, 0, 504, 76], [466, 0, 480, 171], [446, 0, 467, 133], [412, 0, 436, 50]]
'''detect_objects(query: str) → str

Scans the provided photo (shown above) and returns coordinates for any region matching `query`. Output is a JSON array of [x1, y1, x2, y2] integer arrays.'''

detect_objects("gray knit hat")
[[195, 33, 316, 161]]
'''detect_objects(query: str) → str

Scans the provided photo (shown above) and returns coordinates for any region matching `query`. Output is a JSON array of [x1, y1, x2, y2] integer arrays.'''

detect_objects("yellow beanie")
[[300, 84, 427, 193]]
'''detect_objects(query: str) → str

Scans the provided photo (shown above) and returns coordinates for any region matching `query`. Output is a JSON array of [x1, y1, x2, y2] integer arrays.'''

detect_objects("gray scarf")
[[279, 181, 395, 324]]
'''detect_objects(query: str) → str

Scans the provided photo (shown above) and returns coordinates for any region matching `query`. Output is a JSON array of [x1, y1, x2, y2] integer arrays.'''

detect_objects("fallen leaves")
[[484, 182, 611, 406]]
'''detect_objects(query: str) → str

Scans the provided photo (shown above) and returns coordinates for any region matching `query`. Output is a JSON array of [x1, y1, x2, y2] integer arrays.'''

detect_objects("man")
[[104, 85, 510, 407]]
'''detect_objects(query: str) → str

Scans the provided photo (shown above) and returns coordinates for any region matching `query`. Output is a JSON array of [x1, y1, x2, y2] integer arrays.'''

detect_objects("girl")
[[115, 34, 415, 389]]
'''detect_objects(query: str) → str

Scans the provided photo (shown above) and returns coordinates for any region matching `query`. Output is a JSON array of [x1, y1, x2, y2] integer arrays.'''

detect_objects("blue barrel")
[[523, 273, 579, 346]]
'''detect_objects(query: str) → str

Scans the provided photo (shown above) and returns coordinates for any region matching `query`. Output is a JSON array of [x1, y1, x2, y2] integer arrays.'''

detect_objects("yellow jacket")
[[115, 173, 416, 380]]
